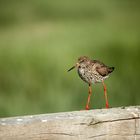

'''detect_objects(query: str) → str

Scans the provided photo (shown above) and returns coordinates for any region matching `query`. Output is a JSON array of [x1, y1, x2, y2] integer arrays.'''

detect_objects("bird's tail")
[[108, 67, 115, 73]]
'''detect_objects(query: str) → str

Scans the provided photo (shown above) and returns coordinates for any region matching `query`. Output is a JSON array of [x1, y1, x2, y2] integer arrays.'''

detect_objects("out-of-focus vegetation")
[[0, 0, 140, 117]]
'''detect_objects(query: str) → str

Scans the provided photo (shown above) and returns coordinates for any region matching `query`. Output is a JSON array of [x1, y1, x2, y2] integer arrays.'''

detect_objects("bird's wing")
[[91, 60, 108, 76], [96, 66, 109, 76], [91, 60, 114, 76]]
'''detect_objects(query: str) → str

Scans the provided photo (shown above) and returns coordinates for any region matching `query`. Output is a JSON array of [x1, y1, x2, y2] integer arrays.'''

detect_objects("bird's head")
[[67, 56, 89, 72], [78, 56, 89, 63]]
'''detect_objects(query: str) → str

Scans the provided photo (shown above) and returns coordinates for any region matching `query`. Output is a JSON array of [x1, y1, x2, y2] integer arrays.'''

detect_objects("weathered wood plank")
[[0, 106, 140, 140]]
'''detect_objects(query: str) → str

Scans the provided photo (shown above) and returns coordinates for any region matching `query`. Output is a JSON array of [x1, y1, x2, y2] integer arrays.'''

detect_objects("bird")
[[68, 56, 114, 110]]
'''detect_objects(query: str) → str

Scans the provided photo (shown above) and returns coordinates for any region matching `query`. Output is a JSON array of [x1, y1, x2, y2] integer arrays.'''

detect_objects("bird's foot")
[[85, 105, 90, 110], [106, 103, 109, 108]]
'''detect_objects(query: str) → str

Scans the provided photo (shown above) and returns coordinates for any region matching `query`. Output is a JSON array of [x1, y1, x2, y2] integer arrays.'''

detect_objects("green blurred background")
[[0, 0, 140, 117]]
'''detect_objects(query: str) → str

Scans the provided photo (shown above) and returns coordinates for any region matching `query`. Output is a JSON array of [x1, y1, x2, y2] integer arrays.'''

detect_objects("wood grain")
[[0, 106, 140, 140]]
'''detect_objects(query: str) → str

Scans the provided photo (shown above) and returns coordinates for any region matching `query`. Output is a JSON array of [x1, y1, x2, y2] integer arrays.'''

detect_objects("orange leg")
[[102, 81, 109, 108], [85, 83, 92, 110]]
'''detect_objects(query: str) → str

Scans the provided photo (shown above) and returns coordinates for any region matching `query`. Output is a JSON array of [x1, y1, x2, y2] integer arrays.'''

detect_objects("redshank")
[[68, 56, 114, 110]]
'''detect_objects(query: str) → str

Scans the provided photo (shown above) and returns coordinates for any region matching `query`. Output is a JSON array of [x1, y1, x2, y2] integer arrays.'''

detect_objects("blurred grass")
[[0, 0, 140, 117]]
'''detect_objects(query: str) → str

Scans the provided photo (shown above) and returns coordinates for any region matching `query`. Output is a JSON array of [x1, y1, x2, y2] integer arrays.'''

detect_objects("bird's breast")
[[77, 65, 106, 83], [77, 66, 91, 83]]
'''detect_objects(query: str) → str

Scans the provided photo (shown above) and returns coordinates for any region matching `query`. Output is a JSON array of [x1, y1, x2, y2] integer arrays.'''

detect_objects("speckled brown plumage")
[[68, 56, 114, 110], [77, 56, 114, 84]]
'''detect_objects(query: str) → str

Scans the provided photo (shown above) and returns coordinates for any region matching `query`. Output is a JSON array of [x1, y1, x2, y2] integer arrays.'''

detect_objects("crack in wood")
[[88, 133, 140, 139], [88, 116, 140, 126], [37, 132, 77, 137]]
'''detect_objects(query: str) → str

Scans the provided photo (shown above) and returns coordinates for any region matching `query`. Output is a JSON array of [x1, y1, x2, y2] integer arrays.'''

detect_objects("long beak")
[[67, 65, 75, 72]]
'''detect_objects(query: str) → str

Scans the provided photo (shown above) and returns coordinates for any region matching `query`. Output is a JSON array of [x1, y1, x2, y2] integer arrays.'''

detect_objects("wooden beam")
[[0, 106, 140, 140]]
